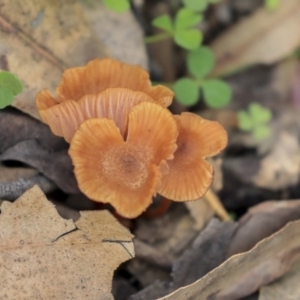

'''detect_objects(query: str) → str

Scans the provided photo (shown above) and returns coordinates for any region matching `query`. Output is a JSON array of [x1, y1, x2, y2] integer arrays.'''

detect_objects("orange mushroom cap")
[[37, 88, 154, 142], [158, 112, 228, 201], [36, 58, 173, 108], [68, 102, 178, 218]]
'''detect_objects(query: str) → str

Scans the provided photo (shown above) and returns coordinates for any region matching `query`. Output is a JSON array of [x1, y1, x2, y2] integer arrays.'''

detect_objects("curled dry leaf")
[[259, 258, 300, 300], [158, 219, 300, 300], [0, 164, 55, 201], [130, 219, 237, 300], [227, 199, 300, 257], [0, 139, 79, 194], [211, 0, 300, 76], [0, 185, 134, 299]]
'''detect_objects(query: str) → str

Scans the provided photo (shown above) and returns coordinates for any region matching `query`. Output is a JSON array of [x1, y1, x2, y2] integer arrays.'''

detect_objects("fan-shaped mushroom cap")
[[36, 58, 173, 108], [36, 88, 155, 142], [69, 102, 178, 218], [158, 112, 228, 201]]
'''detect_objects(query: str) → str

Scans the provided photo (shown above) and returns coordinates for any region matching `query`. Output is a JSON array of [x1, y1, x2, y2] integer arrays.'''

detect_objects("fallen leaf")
[[0, 165, 38, 181], [130, 219, 237, 299], [134, 204, 198, 264], [0, 163, 55, 200], [0, 108, 77, 196], [0, 171, 55, 200], [171, 219, 237, 290], [0, 107, 65, 155], [158, 219, 300, 300], [254, 131, 300, 190], [0, 185, 134, 299], [0, 0, 147, 119], [0, 139, 79, 194], [259, 258, 300, 300], [211, 0, 300, 76], [130, 281, 170, 300], [82, 1, 147, 68], [227, 200, 300, 257]]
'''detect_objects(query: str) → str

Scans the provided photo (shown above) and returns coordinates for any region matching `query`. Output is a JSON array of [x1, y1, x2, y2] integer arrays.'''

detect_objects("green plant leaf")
[[187, 46, 215, 78], [253, 124, 271, 141], [202, 79, 232, 108], [182, 0, 208, 12], [0, 87, 14, 109], [208, 0, 221, 3], [175, 8, 202, 30], [103, 0, 130, 13], [0, 71, 23, 95], [152, 15, 173, 33], [174, 29, 202, 50], [237, 111, 254, 131], [265, 0, 280, 10], [249, 103, 272, 124], [173, 78, 199, 106]]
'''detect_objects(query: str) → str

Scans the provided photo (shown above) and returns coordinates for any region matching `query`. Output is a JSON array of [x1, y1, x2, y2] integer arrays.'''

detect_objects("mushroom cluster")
[[36, 58, 227, 218]]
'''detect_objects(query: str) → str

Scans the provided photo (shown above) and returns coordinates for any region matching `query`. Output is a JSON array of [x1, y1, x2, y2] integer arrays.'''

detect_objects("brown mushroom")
[[158, 112, 228, 201]]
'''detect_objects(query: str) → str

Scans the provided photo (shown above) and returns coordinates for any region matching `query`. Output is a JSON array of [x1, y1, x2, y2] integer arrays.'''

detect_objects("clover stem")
[[205, 189, 231, 221], [144, 32, 172, 44]]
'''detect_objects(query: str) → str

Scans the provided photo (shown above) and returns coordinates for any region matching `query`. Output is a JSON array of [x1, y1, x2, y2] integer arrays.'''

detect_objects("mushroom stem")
[[204, 189, 231, 221]]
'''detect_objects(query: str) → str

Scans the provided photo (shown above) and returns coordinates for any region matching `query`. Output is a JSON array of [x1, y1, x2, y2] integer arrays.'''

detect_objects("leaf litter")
[[1, 0, 300, 299], [0, 185, 134, 299]]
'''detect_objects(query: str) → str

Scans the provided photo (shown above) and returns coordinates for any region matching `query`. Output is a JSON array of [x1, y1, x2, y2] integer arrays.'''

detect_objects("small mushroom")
[[68, 102, 178, 218], [37, 88, 154, 142], [158, 112, 228, 201]]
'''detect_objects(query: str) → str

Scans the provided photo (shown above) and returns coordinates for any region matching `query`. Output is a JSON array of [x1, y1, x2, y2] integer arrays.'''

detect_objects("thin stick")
[[205, 189, 231, 221]]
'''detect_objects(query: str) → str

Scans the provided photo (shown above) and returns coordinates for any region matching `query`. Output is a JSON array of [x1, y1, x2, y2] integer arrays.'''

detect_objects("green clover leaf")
[[103, 0, 130, 13], [173, 78, 199, 106], [237, 103, 272, 141], [0, 87, 14, 109], [253, 125, 271, 141], [0, 71, 23, 95], [202, 79, 232, 108], [0, 71, 23, 109], [187, 46, 215, 78], [175, 8, 202, 30], [174, 29, 202, 50], [248, 102, 272, 124], [237, 111, 254, 131], [152, 15, 173, 33]]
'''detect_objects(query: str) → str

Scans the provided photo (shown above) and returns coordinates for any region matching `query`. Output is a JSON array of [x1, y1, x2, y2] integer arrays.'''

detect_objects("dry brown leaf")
[[227, 200, 300, 257], [211, 0, 300, 76], [0, 185, 134, 299], [254, 131, 300, 190], [259, 258, 300, 300], [0, 0, 146, 119], [0, 0, 104, 118], [82, 1, 147, 68], [158, 219, 300, 300]]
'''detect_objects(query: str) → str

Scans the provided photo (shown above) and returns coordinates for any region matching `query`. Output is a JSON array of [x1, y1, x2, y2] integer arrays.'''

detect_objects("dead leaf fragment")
[[0, 0, 147, 119], [172, 219, 237, 290], [227, 199, 300, 257], [158, 219, 300, 300], [0, 185, 134, 299], [254, 131, 300, 190], [259, 258, 300, 300], [0, 139, 79, 194], [211, 0, 300, 76]]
